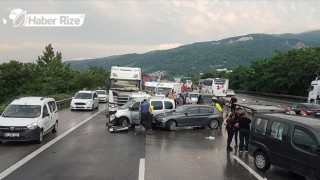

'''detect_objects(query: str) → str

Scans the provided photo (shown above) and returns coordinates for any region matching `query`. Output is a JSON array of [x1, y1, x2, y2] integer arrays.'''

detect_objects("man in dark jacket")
[[238, 111, 252, 151]]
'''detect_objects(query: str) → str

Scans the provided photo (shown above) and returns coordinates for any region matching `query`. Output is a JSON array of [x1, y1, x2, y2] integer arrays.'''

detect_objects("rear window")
[[252, 118, 268, 136], [151, 101, 163, 110]]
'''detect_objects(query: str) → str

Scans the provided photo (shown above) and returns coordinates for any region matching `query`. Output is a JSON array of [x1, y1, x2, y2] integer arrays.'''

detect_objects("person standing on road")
[[173, 92, 178, 108], [230, 95, 237, 113], [212, 97, 222, 112], [285, 106, 296, 115], [140, 99, 153, 135], [233, 107, 242, 148], [225, 113, 236, 151], [238, 111, 252, 152]]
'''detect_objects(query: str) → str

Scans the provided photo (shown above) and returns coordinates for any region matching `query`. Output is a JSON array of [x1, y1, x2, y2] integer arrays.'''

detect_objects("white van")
[[0, 97, 58, 144], [109, 97, 175, 126]]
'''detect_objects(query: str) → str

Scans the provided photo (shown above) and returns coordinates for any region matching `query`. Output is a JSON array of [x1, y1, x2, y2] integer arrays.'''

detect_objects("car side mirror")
[[43, 112, 50, 118], [310, 145, 320, 154], [129, 107, 132, 111], [185, 112, 188, 116]]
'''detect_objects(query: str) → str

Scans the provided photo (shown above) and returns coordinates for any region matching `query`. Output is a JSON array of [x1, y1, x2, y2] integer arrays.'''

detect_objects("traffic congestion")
[[0, 77, 319, 180]]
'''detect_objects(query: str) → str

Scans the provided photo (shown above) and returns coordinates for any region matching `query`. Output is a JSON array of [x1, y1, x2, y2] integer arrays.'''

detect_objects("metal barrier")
[[56, 98, 72, 110], [235, 90, 307, 102]]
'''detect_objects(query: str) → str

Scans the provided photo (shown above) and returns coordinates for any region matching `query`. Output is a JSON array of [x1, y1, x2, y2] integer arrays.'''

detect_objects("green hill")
[[65, 30, 320, 76]]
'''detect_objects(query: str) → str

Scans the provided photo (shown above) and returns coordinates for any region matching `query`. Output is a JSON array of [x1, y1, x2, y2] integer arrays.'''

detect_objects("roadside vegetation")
[[196, 47, 320, 97], [0, 44, 109, 111]]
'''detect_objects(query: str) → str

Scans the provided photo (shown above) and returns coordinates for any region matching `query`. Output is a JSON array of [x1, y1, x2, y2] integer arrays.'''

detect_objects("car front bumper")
[[0, 126, 41, 141]]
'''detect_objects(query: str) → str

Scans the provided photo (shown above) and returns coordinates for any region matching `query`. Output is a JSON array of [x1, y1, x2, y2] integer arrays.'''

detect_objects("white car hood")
[[0, 117, 38, 126], [72, 99, 92, 103]]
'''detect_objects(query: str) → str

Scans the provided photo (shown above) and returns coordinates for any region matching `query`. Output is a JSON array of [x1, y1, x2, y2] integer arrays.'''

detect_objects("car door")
[[288, 126, 320, 178], [164, 101, 174, 113], [47, 101, 58, 127], [93, 93, 99, 107], [179, 107, 199, 126], [130, 102, 141, 124], [197, 107, 211, 126], [42, 104, 51, 132], [265, 120, 291, 169]]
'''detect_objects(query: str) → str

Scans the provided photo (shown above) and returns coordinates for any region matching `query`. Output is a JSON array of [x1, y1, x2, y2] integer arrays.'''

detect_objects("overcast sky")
[[0, 0, 319, 63]]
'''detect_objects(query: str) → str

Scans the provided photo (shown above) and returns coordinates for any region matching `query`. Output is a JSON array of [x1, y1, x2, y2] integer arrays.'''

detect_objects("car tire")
[[166, 121, 176, 131], [208, 119, 219, 129], [119, 117, 128, 127], [52, 121, 58, 133], [36, 130, 44, 144], [254, 151, 270, 171]]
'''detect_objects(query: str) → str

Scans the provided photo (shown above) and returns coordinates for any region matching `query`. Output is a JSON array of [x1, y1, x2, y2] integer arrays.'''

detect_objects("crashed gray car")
[[154, 105, 223, 131]]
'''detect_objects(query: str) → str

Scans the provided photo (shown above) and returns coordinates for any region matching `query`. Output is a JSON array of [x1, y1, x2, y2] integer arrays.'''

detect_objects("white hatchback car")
[[96, 90, 108, 103], [70, 90, 99, 111], [0, 97, 58, 144]]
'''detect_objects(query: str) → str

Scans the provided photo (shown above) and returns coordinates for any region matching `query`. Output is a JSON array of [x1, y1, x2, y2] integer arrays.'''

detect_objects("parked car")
[[154, 105, 223, 131], [226, 89, 235, 97], [0, 97, 58, 144], [249, 113, 320, 180], [292, 103, 320, 115], [96, 90, 108, 103], [109, 97, 175, 126], [188, 92, 199, 104], [70, 90, 99, 111]]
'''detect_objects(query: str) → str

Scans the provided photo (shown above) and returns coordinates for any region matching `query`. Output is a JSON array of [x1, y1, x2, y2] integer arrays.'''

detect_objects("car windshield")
[[120, 99, 137, 110], [96, 90, 106, 95], [202, 95, 213, 104], [189, 94, 198, 98], [2, 105, 41, 118], [75, 92, 92, 99], [175, 106, 189, 113]]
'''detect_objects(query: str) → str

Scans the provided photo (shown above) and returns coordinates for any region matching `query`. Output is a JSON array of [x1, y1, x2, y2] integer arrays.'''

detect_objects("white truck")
[[308, 77, 320, 103], [108, 66, 149, 113], [201, 78, 229, 97], [144, 82, 182, 96]]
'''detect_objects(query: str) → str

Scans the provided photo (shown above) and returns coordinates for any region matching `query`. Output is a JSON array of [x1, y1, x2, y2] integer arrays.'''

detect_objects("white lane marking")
[[0, 108, 106, 179], [139, 158, 145, 180], [233, 155, 267, 180]]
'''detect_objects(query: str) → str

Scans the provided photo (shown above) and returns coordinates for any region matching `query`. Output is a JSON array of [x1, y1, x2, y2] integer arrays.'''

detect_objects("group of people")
[[166, 91, 192, 107], [225, 107, 252, 152]]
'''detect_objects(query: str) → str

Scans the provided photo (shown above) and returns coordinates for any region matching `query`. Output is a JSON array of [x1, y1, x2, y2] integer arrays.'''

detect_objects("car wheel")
[[119, 117, 128, 127], [166, 121, 176, 131], [36, 130, 44, 144], [254, 151, 270, 171], [52, 121, 58, 133], [208, 119, 219, 129]]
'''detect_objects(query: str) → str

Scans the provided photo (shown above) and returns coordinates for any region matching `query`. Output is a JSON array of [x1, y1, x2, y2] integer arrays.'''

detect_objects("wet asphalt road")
[[0, 95, 307, 180]]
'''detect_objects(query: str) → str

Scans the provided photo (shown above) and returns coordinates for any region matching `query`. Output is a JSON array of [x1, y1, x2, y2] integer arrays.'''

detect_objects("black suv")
[[249, 113, 320, 180]]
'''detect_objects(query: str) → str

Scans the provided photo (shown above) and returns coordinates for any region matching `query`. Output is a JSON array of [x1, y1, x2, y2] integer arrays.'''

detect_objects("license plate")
[[4, 133, 19, 137]]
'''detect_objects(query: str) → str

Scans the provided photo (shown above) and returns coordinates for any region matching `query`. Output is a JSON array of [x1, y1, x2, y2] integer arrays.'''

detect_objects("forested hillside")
[[65, 30, 320, 75]]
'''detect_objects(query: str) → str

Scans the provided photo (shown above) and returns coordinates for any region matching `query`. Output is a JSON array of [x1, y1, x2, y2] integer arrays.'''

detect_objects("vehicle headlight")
[[133, 74, 138, 78], [27, 122, 38, 129], [87, 101, 92, 104], [160, 117, 168, 121]]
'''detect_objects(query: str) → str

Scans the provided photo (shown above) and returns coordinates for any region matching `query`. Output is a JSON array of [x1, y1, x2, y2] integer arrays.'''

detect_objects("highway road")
[[0, 95, 308, 180]]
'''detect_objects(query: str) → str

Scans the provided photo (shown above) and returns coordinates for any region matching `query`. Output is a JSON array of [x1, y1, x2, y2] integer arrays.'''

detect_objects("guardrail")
[[235, 90, 307, 102], [56, 98, 72, 110]]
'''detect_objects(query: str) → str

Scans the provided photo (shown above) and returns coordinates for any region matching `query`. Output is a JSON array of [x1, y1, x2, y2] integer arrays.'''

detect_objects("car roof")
[[234, 103, 285, 113], [10, 97, 54, 105], [257, 113, 320, 132]]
